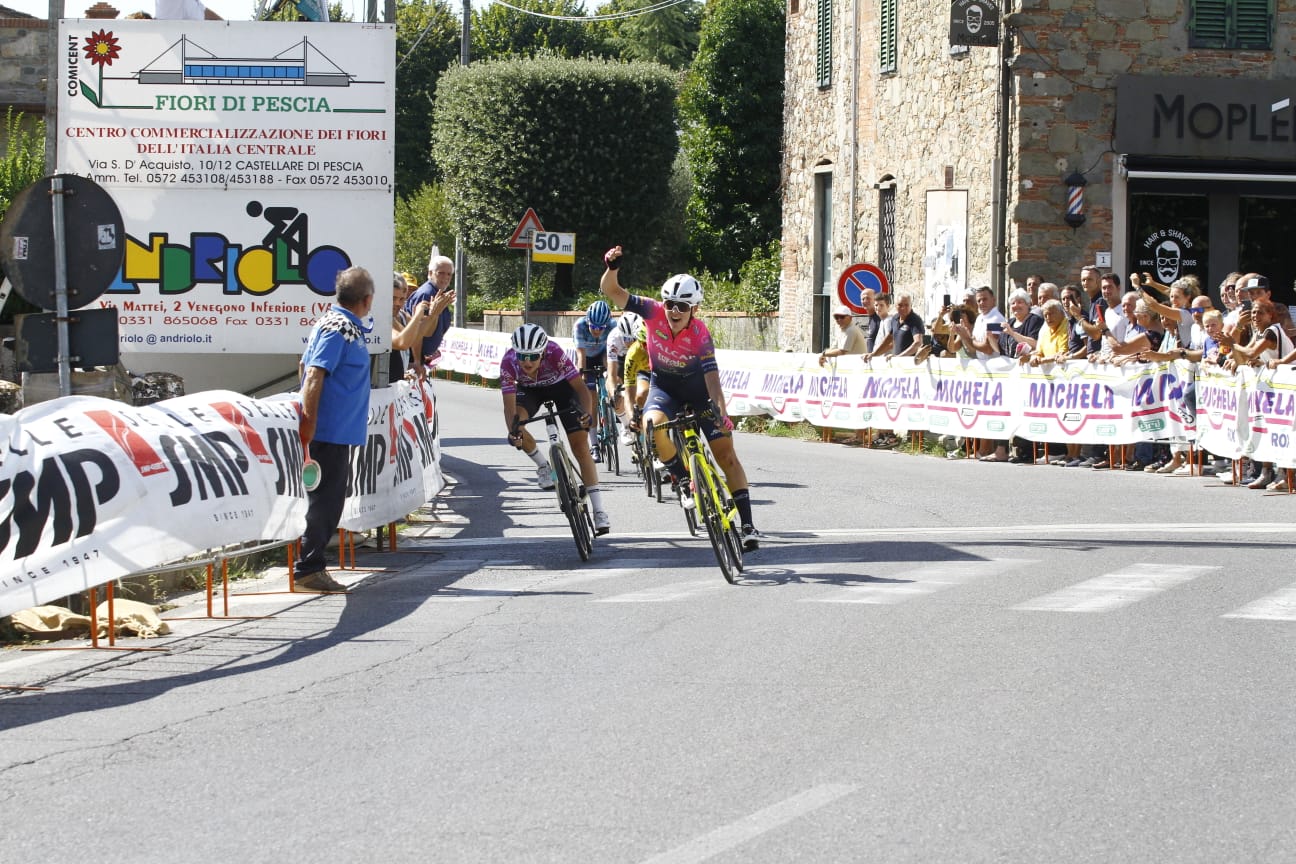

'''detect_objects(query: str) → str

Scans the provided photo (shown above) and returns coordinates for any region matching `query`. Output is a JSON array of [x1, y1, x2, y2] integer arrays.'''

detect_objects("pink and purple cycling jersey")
[[499, 341, 579, 395], [624, 295, 718, 378]]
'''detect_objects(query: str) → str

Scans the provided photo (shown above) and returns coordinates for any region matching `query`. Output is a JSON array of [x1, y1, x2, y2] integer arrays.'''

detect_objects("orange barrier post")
[[23, 585, 164, 653]]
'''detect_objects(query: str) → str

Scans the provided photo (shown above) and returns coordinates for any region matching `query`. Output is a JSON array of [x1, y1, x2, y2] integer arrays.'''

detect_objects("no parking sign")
[[836, 263, 890, 314]]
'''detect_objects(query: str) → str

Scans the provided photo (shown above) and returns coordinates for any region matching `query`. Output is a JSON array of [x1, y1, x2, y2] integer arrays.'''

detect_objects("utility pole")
[[43, 0, 64, 176], [453, 0, 470, 329]]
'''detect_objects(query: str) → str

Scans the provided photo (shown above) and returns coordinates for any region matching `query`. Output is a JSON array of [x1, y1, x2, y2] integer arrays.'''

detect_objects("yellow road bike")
[[647, 406, 744, 583]]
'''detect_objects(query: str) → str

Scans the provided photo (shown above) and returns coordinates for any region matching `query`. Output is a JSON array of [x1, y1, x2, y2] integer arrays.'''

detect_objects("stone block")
[[1047, 124, 1079, 154], [1148, 0, 1176, 14], [1125, 20, 1155, 42], [1057, 50, 1088, 72], [1097, 49, 1133, 75], [1097, 0, 1148, 18], [1065, 91, 1105, 122]]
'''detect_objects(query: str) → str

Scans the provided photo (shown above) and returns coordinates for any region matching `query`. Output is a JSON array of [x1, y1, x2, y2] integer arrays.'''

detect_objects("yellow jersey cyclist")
[[607, 311, 644, 444], [599, 245, 762, 550], [500, 323, 610, 535], [622, 318, 651, 426]]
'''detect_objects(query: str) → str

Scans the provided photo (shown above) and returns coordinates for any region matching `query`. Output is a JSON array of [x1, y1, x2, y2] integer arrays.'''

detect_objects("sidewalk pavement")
[[0, 488, 467, 694]]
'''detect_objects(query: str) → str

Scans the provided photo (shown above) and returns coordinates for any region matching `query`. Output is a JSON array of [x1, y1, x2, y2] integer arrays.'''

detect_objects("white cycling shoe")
[[536, 466, 555, 490], [594, 510, 611, 535]]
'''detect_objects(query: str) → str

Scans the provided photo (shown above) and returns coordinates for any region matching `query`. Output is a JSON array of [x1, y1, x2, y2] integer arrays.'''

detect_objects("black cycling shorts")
[[517, 383, 585, 434]]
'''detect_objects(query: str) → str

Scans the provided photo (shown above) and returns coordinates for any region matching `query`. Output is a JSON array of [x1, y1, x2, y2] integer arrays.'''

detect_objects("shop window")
[[1189, 0, 1273, 50], [880, 0, 897, 74], [816, 0, 832, 88]]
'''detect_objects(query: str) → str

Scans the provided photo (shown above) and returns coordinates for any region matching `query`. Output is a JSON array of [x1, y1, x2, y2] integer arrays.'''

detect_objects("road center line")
[[639, 783, 858, 864]]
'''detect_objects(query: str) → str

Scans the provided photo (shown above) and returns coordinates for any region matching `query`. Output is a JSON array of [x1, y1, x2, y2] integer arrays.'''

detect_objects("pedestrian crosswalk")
[[428, 554, 1296, 624]]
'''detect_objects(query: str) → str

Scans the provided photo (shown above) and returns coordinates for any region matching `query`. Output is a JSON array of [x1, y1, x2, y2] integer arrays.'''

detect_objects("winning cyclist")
[[599, 246, 762, 550], [500, 323, 610, 535], [607, 311, 643, 445], [574, 300, 613, 460]]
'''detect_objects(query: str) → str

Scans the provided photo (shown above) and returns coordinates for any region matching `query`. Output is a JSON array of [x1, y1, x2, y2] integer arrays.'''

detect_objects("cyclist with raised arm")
[[500, 323, 610, 535], [599, 246, 762, 550], [607, 311, 643, 444], [574, 300, 613, 460]]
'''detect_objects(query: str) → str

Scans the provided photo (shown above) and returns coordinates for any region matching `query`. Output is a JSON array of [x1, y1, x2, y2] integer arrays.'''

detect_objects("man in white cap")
[[403, 248, 457, 366], [818, 304, 868, 366]]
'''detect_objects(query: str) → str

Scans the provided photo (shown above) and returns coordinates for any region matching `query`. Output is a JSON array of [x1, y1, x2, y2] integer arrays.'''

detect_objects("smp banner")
[[325, 379, 445, 531], [57, 20, 396, 354], [0, 390, 308, 618], [1, 380, 447, 619]]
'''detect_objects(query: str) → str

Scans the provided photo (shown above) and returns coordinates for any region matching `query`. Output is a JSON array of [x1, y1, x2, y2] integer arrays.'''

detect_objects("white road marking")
[[801, 559, 1031, 604], [597, 579, 728, 603], [1011, 563, 1217, 613], [639, 784, 857, 864], [1223, 583, 1296, 621], [395, 522, 1293, 550]]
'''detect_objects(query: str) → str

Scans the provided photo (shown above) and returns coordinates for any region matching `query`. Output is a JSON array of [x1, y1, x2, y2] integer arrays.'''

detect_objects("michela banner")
[[1, 380, 445, 619], [436, 328, 1215, 446]]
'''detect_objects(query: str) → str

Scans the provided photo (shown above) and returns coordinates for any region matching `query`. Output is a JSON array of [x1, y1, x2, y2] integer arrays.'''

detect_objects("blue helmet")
[[586, 300, 612, 328]]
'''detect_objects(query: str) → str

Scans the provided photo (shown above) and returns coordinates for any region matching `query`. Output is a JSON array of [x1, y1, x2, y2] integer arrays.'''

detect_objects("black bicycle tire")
[[645, 419, 664, 501], [708, 450, 744, 573], [552, 446, 591, 561], [690, 452, 736, 583], [600, 400, 621, 476]]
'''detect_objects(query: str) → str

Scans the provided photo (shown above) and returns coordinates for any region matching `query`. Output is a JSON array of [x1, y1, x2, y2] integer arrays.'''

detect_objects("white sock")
[[587, 486, 605, 513], [525, 447, 547, 469]]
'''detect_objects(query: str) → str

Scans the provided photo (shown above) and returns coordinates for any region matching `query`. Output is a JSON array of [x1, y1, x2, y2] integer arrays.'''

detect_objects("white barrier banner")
[[1241, 367, 1296, 468], [336, 379, 444, 531], [1, 380, 446, 619], [926, 358, 1014, 440], [1195, 365, 1246, 459], [0, 391, 307, 618]]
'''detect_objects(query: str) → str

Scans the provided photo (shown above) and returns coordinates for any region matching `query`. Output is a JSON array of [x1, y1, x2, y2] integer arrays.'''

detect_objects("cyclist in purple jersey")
[[501, 324, 609, 534], [599, 245, 762, 550]]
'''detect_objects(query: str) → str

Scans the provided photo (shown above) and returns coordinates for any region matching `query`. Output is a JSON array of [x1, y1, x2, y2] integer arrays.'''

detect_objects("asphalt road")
[[3, 379, 1295, 863]]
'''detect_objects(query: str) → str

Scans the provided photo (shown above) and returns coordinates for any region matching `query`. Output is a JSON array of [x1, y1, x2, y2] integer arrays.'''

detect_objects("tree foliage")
[[594, 0, 701, 69], [678, 0, 784, 275], [395, 0, 462, 195], [431, 56, 681, 305], [394, 182, 457, 278], [0, 109, 45, 225], [471, 0, 609, 61]]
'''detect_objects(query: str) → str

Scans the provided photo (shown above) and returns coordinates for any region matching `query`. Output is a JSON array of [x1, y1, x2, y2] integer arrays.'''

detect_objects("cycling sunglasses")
[[517, 351, 542, 362], [664, 300, 695, 313]]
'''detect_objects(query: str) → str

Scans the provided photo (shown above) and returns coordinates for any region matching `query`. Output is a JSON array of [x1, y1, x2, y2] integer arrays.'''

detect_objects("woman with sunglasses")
[[501, 323, 610, 535], [599, 245, 762, 550]]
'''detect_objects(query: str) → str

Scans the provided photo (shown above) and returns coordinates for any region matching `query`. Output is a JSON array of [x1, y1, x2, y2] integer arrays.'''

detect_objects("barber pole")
[[1064, 171, 1087, 229]]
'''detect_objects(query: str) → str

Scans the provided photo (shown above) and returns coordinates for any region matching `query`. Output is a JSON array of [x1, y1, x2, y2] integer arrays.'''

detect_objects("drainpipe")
[[848, 0, 859, 260], [991, 25, 1014, 301]]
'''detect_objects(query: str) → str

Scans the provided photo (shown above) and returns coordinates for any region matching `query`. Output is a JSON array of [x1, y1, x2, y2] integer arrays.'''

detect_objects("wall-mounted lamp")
[[1064, 171, 1087, 229]]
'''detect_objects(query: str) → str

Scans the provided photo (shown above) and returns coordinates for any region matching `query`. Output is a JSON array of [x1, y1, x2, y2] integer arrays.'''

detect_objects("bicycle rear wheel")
[[690, 453, 737, 583], [644, 419, 663, 501], [601, 400, 621, 476], [709, 452, 744, 573], [552, 445, 592, 561]]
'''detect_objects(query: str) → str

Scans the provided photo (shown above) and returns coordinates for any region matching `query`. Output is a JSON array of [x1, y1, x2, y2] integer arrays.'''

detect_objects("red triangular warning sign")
[[507, 208, 546, 250]]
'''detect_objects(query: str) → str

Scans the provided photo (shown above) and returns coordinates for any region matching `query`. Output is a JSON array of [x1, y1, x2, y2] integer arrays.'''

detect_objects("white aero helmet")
[[615, 312, 643, 340], [660, 274, 703, 306], [511, 323, 549, 353]]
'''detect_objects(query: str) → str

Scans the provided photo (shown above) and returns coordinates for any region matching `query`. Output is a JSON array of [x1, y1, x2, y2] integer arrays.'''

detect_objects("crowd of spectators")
[[826, 265, 1296, 489]]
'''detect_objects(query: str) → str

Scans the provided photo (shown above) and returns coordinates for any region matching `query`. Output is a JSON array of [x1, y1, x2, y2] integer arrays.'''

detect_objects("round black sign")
[[0, 174, 124, 311]]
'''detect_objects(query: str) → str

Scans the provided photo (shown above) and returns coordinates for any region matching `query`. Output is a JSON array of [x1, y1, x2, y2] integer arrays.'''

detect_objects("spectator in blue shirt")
[[294, 266, 375, 593]]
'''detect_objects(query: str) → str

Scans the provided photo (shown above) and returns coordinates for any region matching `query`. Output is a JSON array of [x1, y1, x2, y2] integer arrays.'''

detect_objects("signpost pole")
[[49, 176, 71, 397], [523, 245, 532, 324]]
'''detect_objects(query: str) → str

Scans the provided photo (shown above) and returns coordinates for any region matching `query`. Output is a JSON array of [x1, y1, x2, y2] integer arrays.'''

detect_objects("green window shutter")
[[1234, 0, 1273, 49], [816, 0, 832, 88], [1188, 0, 1228, 49], [879, 0, 897, 74]]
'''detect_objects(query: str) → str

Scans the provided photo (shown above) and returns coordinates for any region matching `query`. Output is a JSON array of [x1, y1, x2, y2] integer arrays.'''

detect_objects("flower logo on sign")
[[81, 30, 120, 107], [84, 29, 120, 66]]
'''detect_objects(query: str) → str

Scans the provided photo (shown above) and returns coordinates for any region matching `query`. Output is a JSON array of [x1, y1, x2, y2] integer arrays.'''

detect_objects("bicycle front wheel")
[[552, 446, 592, 561], [644, 419, 663, 501], [690, 453, 737, 583], [601, 401, 621, 476]]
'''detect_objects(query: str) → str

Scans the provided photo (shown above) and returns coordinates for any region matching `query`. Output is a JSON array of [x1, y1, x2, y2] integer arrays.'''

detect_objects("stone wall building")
[[0, 4, 47, 132], [781, 1, 1296, 352]]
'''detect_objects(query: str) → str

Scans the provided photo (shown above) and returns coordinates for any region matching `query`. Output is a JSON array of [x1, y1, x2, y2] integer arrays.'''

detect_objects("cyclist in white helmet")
[[500, 323, 609, 534], [607, 311, 643, 444], [599, 245, 762, 550]]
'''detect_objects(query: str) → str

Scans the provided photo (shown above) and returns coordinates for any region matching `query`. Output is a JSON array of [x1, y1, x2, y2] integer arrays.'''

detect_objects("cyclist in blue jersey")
[[501, 323, 609, 534], [573, 300, 613, 460]]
